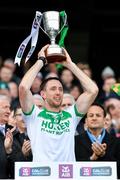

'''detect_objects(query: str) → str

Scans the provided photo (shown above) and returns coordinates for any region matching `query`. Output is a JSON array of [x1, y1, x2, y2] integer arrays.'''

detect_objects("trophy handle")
[[58, 11, 67, 34]]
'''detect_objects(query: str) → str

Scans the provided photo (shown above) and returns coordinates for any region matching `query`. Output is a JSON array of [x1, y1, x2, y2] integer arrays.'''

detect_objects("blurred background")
[[0, 0, 120, 86]]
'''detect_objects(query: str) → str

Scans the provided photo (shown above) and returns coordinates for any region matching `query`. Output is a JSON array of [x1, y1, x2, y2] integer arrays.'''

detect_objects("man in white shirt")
[[19, 44, 98, 162]]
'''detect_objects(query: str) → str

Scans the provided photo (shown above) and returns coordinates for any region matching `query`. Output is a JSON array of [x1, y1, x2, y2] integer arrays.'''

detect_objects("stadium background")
[[0, 0, 120, 86]]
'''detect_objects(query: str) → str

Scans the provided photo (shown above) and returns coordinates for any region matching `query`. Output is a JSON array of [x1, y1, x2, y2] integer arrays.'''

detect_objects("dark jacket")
[[9, 130, 33, 178], [0, 132, 11, 179], [75, 130, 120, 179]]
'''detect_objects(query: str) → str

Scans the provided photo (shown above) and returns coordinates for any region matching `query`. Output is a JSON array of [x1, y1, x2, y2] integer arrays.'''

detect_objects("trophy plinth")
[[45, 44, 66, 63]]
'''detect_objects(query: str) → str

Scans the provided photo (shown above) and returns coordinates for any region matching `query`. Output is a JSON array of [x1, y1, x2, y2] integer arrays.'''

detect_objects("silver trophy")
[[40, 11, 67, 63]]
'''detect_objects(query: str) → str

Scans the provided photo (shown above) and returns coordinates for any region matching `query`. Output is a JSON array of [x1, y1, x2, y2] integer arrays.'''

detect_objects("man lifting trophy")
[[14, 10, 68, 65], [17, 8, 99, 167]]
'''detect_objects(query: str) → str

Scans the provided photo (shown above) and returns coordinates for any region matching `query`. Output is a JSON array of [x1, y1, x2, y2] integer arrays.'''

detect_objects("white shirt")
[[23, 105, 84, 162], [0, 124, 5, 135]]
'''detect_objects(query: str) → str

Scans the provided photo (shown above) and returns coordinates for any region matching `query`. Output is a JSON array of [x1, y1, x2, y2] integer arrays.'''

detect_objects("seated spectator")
[[61, 93, 75, 110], [0, 95, 13, 179], [33, 94, 44, 108], [8, 106, 33, 178], [75, 103, 120, 179]]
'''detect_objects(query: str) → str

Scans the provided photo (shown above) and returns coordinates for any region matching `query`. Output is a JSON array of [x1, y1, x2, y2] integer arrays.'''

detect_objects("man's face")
[[34, 98, 44, 109], [15, 108, 26, 130], [0, 67, 13, 82], [42, 80, 63, 108], [61, 96, 73, 110], [0, 99, 11, 124], [86, 105, 105, 130]]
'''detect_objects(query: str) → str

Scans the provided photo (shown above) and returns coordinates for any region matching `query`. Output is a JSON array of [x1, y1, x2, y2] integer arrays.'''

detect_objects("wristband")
[[38, 56, 47, 66]]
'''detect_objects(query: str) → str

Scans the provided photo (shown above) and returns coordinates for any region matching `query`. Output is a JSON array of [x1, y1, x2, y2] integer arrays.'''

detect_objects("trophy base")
[[46, 53, 66, 63], [45, 44, 66, 63]]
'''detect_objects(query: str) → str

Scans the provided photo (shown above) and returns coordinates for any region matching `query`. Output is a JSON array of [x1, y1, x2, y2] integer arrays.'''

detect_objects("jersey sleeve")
[[22, 105, 42, 138], [66, 104, 85, 128]]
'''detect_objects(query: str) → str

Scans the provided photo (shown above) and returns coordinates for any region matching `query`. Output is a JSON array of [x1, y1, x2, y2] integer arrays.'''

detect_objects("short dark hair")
[[90, 102, 106, 117], [40, 77, 63, 92]]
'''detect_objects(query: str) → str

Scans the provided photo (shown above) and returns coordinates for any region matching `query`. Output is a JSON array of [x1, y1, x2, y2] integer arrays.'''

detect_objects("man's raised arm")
[[19, 45, 48, 113], [62, 48, 99, 114]]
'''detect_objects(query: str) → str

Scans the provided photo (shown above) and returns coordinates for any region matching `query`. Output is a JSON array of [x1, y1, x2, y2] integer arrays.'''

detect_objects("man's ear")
[[40, 90, 46, 100]]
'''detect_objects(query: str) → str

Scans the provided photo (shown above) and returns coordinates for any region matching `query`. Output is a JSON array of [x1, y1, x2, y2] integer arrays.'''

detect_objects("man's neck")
[[44, 104, 61, 113], [88, 128, 103, 137]]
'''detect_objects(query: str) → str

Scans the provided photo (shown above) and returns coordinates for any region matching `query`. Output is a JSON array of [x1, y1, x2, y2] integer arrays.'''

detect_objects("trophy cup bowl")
[[41, 11, 66, 63]]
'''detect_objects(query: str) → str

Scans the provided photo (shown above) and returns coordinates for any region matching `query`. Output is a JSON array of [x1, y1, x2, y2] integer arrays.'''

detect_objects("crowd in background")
[[0, 56, 120, 179]]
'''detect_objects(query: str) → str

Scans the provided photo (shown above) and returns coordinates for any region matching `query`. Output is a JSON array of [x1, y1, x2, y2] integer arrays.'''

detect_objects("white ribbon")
[[14, 11, 42, 66]]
